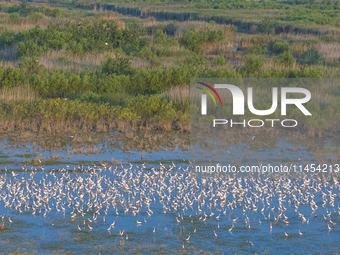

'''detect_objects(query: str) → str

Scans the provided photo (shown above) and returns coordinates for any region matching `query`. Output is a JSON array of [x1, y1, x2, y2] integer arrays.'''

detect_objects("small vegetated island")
[[0, 0, 339, 134]]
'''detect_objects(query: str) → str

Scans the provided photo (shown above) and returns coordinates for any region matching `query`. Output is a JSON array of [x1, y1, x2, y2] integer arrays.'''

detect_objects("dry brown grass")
[[39, 50, 177, 71], [173, 21, 233, 33], [136, 19, 236, 37], [262, 59, 297, 70], [39, 50, 119, 71], [40, 49, 182, 71], [289, 42, 312, 55], [0, 12, 58, 33], [163, 85, 189, 108], [92, 11, 120, 20], [92, 12, 126, 28], [140, 17, 159, 27], [225, 60, 243, 69], [316, 43, 340, 62], [40, 46, 184, 71], [0, 1, 98, 33], [0, 60, 18, 68], [279, 33, 321, 42], [0, 84, 37, 103], [203, 40, 235, 55], [131, 58, 150, 69]]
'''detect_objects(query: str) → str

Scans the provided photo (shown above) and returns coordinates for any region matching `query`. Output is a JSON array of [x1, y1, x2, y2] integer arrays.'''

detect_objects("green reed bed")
[[0, 94, 184, 132]]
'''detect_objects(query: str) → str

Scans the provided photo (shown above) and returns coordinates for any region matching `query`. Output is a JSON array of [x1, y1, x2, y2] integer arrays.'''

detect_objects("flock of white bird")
[[0, 163, 339, 246]]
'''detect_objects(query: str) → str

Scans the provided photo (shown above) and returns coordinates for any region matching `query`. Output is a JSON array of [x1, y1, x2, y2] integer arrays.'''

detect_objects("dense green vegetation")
[[0, 95, 176, 123], [182, 28, 225, 52], [1, 20, 146, 57], [93, 0, 340, 12]]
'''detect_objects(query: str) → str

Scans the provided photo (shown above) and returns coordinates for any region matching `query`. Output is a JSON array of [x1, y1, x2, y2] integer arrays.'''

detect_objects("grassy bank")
[[0, 92, 191, 132]]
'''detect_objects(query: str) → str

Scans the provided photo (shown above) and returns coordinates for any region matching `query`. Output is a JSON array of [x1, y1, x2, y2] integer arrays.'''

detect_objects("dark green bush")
[[299, 47, 322, 65], [9, 13, 20, 24], [248, 44, 268, 55], [0, 67, 28, 88], [241, 54, 264, 75], [274, 50, 296, 67], [182, 28, 225, 52], [0, 31, 15, 47], [29, 12, 43, 23], [98, 57, 133, 76], [273, 42, 290, 54], [213, 55, 226, 66], [0, 20, 147, 58], [154, 29, 167, 45], [261, 17, 274, 34], [137, 46, 154, 59]]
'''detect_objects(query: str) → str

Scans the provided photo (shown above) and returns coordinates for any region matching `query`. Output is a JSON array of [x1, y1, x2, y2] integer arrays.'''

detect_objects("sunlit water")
[[0, 131, 339, 254]]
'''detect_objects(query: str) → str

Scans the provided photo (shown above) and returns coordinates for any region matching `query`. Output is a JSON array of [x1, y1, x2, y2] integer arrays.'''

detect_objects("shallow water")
[[0, 131, 340, 254]]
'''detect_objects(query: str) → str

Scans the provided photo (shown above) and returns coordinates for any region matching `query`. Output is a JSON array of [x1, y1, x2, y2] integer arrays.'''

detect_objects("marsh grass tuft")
[[163, 85, 189, 110], [0, 84, 37, 103]]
